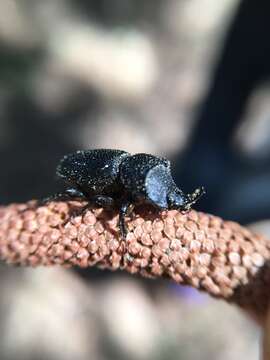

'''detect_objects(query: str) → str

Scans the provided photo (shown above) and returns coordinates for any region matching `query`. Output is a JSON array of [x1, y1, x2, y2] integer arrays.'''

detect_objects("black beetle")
[[50, 149, 205, 238]]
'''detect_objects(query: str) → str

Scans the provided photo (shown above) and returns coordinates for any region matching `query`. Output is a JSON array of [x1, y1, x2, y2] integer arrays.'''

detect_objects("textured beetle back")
[[57, 149, 130, 192]]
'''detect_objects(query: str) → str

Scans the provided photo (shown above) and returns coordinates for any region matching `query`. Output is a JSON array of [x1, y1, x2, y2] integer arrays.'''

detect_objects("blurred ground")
[[0, 0, 268, 359], [0, 265, 260, 360]]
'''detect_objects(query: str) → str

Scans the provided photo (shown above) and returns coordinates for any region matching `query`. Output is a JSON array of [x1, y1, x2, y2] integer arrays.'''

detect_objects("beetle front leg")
[[119, 201, 134, 239], [90, 196, 134, 238]]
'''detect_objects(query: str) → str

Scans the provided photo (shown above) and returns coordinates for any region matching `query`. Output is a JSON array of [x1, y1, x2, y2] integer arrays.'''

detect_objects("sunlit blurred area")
[[1, 0, 270, 359]]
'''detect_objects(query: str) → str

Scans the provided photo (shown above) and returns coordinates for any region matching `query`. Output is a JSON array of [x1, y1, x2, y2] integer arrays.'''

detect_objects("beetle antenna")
[[185, 186, 205, 207]]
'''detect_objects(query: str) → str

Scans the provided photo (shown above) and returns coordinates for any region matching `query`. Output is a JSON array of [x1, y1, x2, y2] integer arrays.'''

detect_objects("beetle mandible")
[[50, 149, 205, 238]]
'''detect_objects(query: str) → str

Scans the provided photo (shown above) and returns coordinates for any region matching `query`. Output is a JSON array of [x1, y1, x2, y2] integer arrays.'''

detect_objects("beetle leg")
[[18, 188, 88, 215], [91, 195, 115, 208], [60, 195, 116, 221], [41, 188, 87, 205], [126, 203, 135, 219], [119, 201, 133, 239]]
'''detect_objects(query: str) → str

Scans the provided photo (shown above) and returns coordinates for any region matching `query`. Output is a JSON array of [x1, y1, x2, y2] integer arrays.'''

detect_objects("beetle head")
[[167, 186, 205, 211], [144, 164, 205, 211]]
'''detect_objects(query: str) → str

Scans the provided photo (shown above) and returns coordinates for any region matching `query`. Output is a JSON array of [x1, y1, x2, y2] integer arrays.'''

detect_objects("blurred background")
[[1, 0, 270, 358]]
